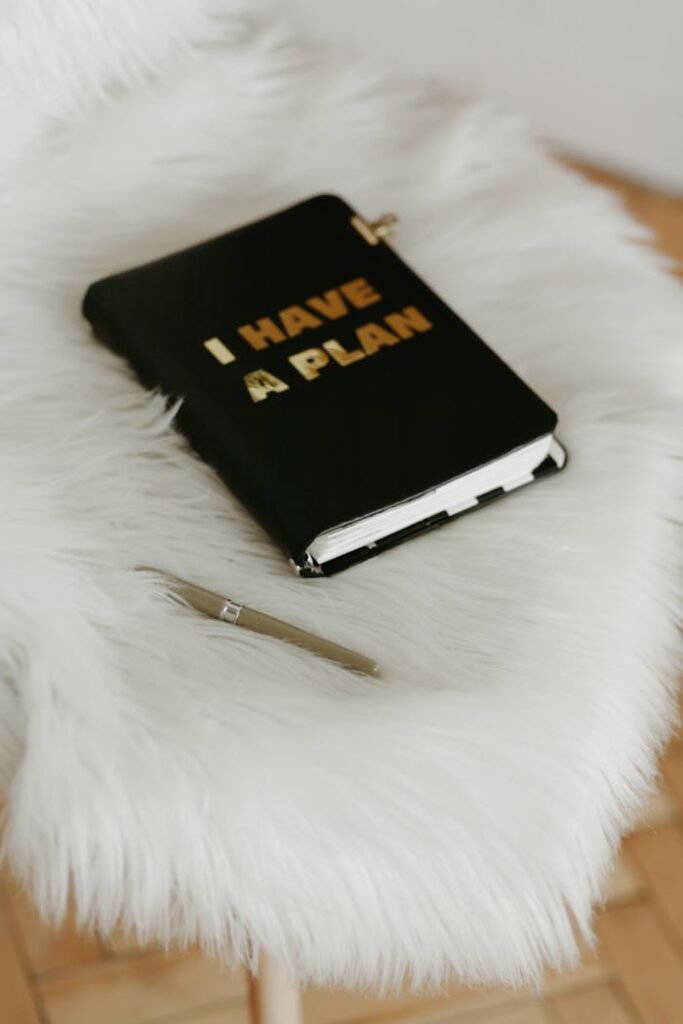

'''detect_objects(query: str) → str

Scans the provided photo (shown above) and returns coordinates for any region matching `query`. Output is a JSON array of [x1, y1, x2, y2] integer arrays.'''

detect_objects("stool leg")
[[248, 951, 303, 1024]]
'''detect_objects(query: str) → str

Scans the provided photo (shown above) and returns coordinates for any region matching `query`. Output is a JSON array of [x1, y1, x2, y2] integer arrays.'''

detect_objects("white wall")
[[281, 0, 683, 193]]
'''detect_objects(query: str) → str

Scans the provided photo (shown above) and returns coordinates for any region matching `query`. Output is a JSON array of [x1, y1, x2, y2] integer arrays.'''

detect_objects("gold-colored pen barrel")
[[235, 604, 380, 677], [139, 569, 380, 677]]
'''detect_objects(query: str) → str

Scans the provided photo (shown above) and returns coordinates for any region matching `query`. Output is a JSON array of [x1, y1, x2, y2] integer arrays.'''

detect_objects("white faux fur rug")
[[0, 0, 681, 992]]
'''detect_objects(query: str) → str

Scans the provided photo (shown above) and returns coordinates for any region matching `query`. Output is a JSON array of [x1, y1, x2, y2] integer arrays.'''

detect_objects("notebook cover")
[[82, 195, 559, 574]]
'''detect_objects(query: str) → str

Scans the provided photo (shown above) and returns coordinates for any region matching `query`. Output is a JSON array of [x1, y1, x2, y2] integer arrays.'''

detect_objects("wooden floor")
[[2, 168, 682, 1024]]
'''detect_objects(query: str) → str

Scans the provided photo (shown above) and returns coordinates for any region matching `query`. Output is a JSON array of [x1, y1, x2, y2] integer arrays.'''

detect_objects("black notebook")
[[83, 195, 566, 576]]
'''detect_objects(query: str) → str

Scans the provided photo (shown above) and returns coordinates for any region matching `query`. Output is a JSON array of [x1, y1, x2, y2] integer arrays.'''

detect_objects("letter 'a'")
[[244, 369, 290, 402]]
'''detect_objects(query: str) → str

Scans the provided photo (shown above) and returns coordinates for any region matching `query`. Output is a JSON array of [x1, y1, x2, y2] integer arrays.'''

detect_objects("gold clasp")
[[350, 212, 399, 246]]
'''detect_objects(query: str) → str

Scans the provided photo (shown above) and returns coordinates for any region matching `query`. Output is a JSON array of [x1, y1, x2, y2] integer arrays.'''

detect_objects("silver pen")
[[138, 567, 380, 678]]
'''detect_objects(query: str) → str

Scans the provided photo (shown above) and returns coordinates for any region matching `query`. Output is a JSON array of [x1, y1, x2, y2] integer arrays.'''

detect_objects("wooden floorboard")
[[0, 885, 44, 1024], [596, 902, 683, 1024], [550, 983, 637, 1024]]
